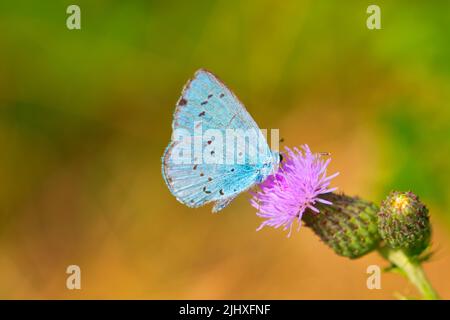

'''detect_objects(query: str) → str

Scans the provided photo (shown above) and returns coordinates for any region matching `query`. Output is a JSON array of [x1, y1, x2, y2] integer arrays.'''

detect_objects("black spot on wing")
[[203, 186, 211, 194]]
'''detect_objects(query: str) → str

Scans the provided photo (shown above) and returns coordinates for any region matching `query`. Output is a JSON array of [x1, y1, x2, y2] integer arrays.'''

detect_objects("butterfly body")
[[162, 69, 279, 212]]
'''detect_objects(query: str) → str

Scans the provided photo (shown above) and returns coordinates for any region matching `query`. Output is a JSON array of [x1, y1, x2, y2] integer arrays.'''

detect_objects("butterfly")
[[162, 69, 280, 212]]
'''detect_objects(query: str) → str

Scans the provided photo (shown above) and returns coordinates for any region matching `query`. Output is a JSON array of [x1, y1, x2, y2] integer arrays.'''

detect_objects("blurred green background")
[[0, 0, 449, 299]]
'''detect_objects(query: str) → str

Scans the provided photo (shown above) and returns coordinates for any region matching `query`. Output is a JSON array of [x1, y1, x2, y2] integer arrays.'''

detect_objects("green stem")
[[378, 246, 439, 300]]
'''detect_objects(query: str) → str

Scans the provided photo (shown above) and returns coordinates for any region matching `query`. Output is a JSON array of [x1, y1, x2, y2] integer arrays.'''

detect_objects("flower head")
[[378, 191, 431, 255], [250, 145, 339, 236]]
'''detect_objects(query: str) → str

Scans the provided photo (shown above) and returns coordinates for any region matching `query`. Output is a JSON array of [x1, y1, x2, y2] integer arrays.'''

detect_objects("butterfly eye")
[[279, 154, 284, 163]]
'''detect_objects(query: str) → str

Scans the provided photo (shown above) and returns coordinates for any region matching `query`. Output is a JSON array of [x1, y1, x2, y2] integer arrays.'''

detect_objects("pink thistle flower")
[[250, 145, 339, 236]]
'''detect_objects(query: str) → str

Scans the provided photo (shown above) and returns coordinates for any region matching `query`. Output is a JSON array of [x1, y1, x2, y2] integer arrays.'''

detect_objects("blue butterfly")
[[162, 69, 280, 212]]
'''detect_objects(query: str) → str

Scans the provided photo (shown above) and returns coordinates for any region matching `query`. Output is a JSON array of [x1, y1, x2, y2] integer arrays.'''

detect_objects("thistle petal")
[[251, 145, 339, 235]]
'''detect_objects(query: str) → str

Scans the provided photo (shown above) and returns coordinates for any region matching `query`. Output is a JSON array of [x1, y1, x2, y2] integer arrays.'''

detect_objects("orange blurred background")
[[0, 1, 449, 299]]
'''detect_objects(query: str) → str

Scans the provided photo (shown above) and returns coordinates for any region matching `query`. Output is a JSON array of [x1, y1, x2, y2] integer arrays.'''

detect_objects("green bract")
[[303, 193, 381, 259]]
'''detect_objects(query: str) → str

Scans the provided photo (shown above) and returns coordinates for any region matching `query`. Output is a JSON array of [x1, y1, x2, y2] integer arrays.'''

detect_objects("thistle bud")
[[378, 191, 431, 255], [302, 193, 381, 259]]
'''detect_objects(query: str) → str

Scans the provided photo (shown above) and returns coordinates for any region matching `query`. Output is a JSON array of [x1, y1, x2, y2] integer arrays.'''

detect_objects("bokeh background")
[[0, 0, 449, 299]]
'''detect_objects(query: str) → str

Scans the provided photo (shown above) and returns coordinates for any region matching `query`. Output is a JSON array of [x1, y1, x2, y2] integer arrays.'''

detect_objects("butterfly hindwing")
[[163, 143, 263, 209]]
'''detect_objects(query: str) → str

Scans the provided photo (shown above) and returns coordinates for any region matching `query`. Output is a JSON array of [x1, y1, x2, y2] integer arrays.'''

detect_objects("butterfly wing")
[[162, 69, 274, 212]]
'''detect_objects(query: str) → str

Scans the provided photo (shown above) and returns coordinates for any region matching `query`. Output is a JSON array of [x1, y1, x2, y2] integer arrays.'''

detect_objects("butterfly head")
[[259, 151, 282, 179], [272, 151, 282, 171], [278, 153, 284, 163]]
